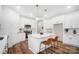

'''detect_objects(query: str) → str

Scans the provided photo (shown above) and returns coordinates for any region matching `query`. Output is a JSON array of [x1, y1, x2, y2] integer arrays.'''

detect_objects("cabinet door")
[[63, 35, 72, 44], [68, 37, 76, 45], [72, 36, 79, 47], [63, 35, 79, 47]]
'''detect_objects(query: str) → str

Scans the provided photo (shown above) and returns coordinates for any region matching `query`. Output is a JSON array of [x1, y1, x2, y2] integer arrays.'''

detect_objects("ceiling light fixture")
[[30, 13, 33, 17], [44, 8, 47, 12], [36, 5, 39, 8], [44, 15, 47, 17], [36, 17, 39, 20], [16, 6, 20, 9]]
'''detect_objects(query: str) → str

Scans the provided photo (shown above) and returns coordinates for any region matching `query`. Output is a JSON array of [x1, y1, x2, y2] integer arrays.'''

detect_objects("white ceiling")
[[2, 5, 79, 19]]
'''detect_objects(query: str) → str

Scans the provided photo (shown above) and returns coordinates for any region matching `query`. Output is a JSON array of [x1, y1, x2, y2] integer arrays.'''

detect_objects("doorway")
[[37, 20, 44, 33]]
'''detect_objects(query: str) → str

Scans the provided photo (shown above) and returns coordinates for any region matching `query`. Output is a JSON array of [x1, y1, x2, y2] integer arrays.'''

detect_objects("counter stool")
[[51, 36, 58, 52], [39, 38, 53, 54]]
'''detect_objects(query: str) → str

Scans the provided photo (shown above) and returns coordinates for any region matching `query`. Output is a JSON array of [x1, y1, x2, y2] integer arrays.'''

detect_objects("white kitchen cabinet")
[[63, 23, 79, 28], [0, 35, 8, 54], [63, 34, 79, 47]]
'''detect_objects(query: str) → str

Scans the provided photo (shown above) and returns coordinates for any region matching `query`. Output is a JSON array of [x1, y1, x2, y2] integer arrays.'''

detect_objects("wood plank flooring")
[[8, 40, 79, 54], [8, 40, 33, 54]]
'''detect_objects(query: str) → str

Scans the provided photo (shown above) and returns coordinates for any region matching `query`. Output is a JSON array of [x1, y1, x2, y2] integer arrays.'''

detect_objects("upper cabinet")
[[64, 11, 79, 28], [52, 15, 64, 24]]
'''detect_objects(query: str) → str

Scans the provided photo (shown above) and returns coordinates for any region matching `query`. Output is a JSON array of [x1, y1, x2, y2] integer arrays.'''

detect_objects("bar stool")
[[52, 36, 58, 47], [39, 38, 53, 54], [51, 36, 58, 52]]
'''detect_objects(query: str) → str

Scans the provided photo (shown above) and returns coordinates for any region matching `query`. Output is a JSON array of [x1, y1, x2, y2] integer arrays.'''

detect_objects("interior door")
[[53, 23, 63, 41]]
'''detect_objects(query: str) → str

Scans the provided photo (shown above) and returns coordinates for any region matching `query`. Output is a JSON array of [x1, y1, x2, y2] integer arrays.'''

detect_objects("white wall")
[[0, 7, 21, 47], [44, 11, 79, 34], [44, 11, 79, 31], [63, 11, 79, 35], [64, 11, 79, 28], [0, 7, 37, 47], [0, 6, 3, 33], [44, 15, 64, 33]]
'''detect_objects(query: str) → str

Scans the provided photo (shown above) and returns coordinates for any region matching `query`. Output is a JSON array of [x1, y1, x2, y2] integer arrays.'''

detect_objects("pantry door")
[[53, 23, 63, 41]]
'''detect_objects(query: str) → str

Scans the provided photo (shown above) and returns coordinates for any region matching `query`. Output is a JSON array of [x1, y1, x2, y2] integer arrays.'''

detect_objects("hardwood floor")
[[8, 40, 33, 54], [8, 40, 79, 54]]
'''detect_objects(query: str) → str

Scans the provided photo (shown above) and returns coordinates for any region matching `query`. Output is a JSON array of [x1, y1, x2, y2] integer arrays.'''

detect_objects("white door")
[[53, 23, 63, 41]]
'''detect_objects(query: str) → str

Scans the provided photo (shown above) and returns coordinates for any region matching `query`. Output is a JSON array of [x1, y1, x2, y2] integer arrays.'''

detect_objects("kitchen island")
[[28, 33, 56, 54], [0, 35, 8, 54]]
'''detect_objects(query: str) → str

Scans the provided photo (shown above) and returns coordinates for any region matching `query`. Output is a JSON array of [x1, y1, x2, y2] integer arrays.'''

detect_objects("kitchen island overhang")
[[28, 33, 56, 54]]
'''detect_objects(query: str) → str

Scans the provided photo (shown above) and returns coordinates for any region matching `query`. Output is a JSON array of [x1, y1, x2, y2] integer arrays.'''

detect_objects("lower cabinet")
[[3, 43, 8, 54], [63, 35, 79, 47], [0, 35, 8, 54]]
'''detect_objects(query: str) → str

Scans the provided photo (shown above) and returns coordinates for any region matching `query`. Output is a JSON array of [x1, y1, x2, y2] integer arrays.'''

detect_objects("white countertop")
[[28, 33, 56, 39], [28, 33, 57, 53]]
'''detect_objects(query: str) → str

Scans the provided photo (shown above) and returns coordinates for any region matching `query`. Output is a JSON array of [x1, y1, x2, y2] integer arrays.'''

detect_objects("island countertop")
[[28, 33, 56, 39], [28, 33, 56, 53]]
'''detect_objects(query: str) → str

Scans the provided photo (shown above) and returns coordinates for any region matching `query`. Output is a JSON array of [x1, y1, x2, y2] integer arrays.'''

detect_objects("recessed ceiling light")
[[30, 13, 33, 17], [67, 6, 71, 8], [36, 17, 39, 20], [16, 6, 20, 9], [44, 15, 47, 17]]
